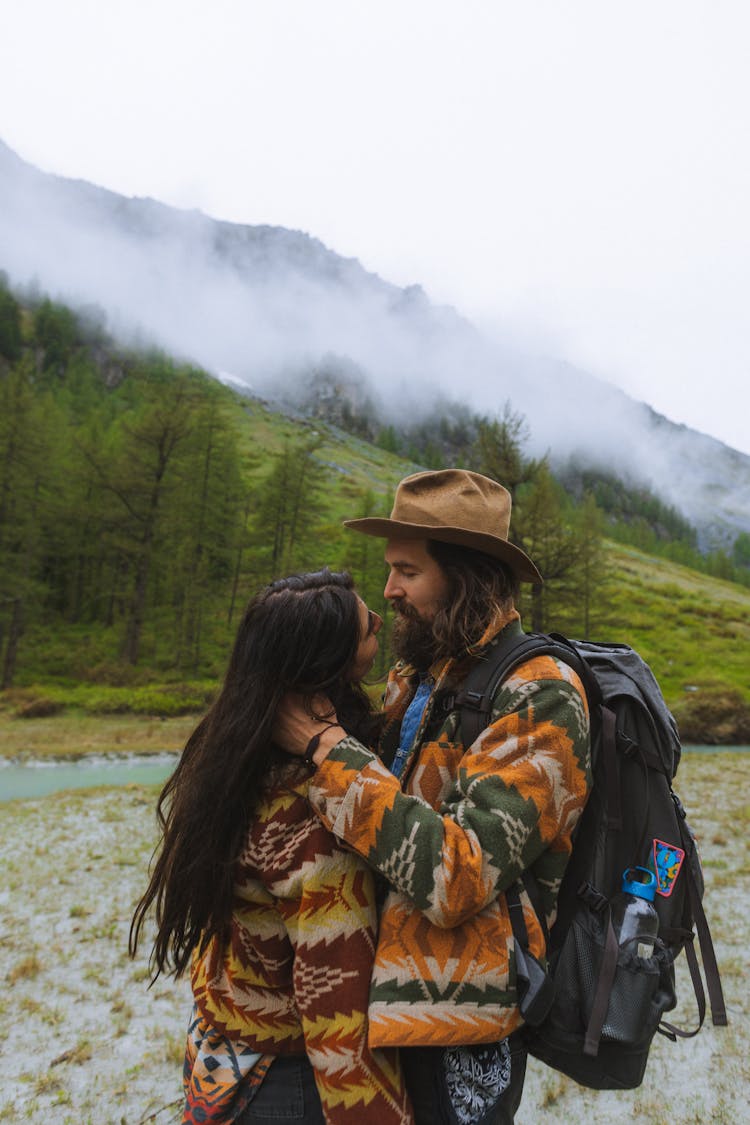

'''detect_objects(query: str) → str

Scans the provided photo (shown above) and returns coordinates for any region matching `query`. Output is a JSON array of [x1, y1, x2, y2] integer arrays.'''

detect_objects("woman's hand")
[[274, 693, 346, 766]]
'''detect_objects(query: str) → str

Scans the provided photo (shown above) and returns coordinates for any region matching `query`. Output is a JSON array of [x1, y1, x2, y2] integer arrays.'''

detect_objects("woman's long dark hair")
[[129, 569, 375, 980]]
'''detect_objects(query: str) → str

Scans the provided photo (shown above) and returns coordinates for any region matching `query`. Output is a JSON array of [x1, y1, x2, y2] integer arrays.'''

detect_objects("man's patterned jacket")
[[308, 611, 592, 1049]]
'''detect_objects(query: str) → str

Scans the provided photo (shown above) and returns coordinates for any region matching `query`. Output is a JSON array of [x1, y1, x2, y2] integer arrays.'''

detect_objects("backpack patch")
[[651, 839, 685, 898]]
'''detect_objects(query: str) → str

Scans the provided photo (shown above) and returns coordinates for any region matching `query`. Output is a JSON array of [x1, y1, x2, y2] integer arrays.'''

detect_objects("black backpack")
[[456, 630, 728, 1090]]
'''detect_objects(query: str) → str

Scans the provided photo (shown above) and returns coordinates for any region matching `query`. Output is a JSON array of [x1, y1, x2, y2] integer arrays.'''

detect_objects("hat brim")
[[343, 517, 543, 585]]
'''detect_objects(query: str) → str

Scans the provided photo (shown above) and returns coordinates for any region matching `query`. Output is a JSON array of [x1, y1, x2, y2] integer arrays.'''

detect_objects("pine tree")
[[0, 356, 61, 683], [80, 364, 200, 663], [166, 387, 245, 670], [570, 492, 609, 637], [341, 486, 393, 678], [252, 439, 329, 579], [470, 403, 538, 498], [0, 273, 22, 361], [514, 464, 581, 632], [33, 299, 78, 380]]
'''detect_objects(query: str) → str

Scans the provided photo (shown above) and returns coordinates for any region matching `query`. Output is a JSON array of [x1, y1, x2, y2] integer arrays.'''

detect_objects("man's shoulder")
[[443, 637, 590, 745], [505, 650, 588, 691], [477, 628, 590, 705], [485, 654, 591, 754]]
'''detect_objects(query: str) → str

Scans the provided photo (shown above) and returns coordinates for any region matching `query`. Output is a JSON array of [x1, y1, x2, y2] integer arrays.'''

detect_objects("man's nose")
[[383, 571, 401, 600]]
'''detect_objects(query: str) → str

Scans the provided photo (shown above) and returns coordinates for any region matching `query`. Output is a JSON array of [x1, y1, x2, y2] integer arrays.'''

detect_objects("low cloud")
[[1, 138, 748, 546]]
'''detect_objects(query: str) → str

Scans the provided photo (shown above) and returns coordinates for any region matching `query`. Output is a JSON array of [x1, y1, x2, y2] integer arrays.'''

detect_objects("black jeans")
[[235, 1055, 325, 1124], [401, 1036, 527, 1125]]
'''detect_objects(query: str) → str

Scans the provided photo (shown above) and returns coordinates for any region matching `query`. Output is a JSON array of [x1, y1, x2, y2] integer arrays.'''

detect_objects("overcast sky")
[[2, 0, 749, 454]]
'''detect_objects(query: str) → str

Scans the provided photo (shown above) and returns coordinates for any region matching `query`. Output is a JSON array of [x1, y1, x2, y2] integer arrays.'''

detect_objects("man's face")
[[383, 538, 450, 622]]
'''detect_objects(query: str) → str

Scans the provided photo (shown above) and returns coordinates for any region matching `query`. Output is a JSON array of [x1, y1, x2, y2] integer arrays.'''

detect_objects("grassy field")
[[2, 537, 749, 759], [3, 532, 748, 749], [0, 711, 197, 761], [0, 752, 747, 1124], [595, 545, 750, 705]]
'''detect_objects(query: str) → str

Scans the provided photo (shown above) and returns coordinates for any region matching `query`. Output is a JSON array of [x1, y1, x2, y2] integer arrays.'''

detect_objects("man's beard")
[[390, 600, 442, 671]]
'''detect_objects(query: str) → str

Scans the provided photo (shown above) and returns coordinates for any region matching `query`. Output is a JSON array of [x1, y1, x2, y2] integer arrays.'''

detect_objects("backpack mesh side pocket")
[[527, 905, 677, 1089]]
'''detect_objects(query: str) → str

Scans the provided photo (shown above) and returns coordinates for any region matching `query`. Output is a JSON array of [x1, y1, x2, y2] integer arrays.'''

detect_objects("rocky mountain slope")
[[1, 138, 748, 546]]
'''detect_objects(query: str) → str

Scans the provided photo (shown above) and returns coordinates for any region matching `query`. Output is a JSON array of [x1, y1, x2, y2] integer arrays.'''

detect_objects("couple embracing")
[[131, 468, 592, 1125]]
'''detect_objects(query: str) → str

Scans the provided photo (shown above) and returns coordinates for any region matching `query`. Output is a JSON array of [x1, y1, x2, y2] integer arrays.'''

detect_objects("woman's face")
[[348, 597, 382, 680]]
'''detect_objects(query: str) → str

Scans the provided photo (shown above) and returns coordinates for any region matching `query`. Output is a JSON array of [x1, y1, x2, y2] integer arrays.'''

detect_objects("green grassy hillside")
[[235, 394, 420, 502], [600, 544, 749, 696], [7, 385, 750, 718], [1, 288, 748, 742], [238, 401, 750, 706]]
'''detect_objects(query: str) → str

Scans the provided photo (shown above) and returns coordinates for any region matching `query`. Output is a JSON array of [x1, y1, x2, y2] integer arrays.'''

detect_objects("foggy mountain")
[[1, 137, 748, 548]]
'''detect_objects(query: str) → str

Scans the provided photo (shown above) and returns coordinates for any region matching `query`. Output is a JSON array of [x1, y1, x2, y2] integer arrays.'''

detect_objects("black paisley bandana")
[[443, 1039, 512, 1125]]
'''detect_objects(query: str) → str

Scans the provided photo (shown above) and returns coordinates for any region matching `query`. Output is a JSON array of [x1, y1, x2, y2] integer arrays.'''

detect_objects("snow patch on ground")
[[1, 753, 747, 1124]]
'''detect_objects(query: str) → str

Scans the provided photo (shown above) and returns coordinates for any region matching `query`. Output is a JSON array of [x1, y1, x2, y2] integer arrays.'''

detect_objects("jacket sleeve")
[[273, 822, 413, 1124], [308, 656, 591, 929]]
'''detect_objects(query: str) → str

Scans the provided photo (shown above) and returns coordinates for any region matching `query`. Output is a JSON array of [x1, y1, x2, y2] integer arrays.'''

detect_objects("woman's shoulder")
[[249, 755, 313, 817], [245, 757, 318, 839], [242, 760, 351, 883]]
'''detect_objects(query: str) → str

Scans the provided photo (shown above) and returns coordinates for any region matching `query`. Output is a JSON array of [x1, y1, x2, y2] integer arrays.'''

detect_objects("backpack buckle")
[[577, 881, 608, 913], [455, 688, 485, 711], [672, 792, 687, 820], [616, 730, 638, 757]]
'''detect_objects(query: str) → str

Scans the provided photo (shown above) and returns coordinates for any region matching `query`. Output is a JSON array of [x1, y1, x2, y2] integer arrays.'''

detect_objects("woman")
[[130, 569, 413, 1125]]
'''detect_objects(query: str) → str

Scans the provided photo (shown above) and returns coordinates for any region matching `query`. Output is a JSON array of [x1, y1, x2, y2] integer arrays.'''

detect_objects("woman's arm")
[[295, 659, 591, 930]]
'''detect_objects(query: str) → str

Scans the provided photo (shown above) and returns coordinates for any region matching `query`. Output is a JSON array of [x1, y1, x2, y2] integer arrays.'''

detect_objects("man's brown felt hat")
[[344, 468, 543, 584]]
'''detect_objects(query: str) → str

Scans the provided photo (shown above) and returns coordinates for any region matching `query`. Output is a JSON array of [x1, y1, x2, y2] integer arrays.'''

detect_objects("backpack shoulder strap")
[[455, 630, 597, 749], [456, 631, 546, 749], [455, 628, 620, 836]]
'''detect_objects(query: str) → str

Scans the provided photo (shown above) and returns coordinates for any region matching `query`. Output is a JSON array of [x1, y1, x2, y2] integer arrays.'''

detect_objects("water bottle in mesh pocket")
[[529, 903, 677, 1089]]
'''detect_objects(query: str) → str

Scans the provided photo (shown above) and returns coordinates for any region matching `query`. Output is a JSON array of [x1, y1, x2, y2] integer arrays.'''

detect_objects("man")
[[276, 468, 591, 1124]]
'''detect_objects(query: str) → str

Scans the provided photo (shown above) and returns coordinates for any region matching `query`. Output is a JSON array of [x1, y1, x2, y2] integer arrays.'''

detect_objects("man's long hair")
[[129, 569, 375, 980], [426, 540, 520, 657]]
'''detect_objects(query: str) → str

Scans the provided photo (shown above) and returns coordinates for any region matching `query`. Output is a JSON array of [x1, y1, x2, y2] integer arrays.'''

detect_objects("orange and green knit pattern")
[[308, 615, 592, 1050], [190, 757, 412, 1124]]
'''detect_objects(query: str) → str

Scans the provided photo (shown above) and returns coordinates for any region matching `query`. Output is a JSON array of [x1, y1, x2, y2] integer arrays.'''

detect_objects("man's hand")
[[274, 693, 346, 766]]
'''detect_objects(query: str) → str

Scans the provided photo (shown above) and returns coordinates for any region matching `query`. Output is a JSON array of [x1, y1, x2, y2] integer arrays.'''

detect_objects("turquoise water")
[[0, 754, 177, 801], [1, 746, 748, 802]]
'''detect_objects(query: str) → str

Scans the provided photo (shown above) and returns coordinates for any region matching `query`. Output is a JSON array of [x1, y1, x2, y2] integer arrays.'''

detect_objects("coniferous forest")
[[1, 277, 749, 740]]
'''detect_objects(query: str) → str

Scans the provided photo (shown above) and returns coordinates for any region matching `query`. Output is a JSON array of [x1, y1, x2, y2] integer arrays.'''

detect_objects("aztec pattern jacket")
[[307, 612, 592, 1050], [190, 756, 413, 1124]]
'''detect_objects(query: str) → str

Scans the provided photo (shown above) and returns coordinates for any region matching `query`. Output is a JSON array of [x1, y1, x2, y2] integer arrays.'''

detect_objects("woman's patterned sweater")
[[191, 756, 412, 1124]]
